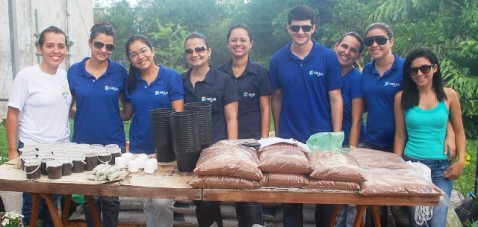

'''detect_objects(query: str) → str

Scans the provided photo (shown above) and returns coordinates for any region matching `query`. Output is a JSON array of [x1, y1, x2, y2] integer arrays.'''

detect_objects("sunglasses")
[[410, 64, 434, 76], [289, 25, 313, 32], [93, 41, 115, 51], [184, 46, 208, 55], [364, 35, 390, 47]]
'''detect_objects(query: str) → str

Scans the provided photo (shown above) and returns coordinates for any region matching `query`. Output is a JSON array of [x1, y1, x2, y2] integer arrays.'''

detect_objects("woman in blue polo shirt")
[[122, 34, 184, 227], [217, 23, 271, 227], [182, 32, 239, 227], [361, 22, 412, 227], [67, 22, 126, 227], [333, 31, 365, 227]]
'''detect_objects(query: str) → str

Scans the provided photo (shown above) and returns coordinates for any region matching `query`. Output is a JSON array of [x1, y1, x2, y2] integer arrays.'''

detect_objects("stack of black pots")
[[185, 102, 212, 148], [170, 110, 202, 172], [150, 108, 176, 162]]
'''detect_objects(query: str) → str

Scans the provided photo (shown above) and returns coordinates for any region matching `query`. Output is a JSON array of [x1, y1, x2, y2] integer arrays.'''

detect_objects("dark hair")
[[89, 22, 116, 41], [287, 5, 316, 25], [226, 23, 253, 42], [184, 32, 210, 48], [125, 34, 155, 91], [37, 26, 67, 47], [338, 32, 364, 54], [401, 47, 446, 110], [337, 32, 364, 68], [365, 22, 393, 38]]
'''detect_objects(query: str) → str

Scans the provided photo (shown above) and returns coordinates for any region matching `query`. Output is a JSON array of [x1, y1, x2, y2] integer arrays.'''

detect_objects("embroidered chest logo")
[[201, 96, 217, 103], [155, 90, 169, 96], [309, 70, 324, 77], [104, 86, 119, 91], [243, 92, 256, 98], [384, 82, 400, 87], [62, 85, 72, 105]]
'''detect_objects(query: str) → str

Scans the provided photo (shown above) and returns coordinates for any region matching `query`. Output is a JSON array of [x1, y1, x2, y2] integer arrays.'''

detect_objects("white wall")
[[0, 0, 93, 119]]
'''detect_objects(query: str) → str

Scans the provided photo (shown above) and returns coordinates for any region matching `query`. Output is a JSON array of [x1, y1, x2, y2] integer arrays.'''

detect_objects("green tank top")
[[404, 101, 449, 160]]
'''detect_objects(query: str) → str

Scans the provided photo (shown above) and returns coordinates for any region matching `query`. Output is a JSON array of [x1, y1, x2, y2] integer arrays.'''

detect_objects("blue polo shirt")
[[341, 68, 364, 146], [68, 58, 127, 146], [182, 67, 239, 143], [362, 54, 404, 148], [125, 65, 184, 154], [218, 59, 272, 139], [269, 41, 342, 143]]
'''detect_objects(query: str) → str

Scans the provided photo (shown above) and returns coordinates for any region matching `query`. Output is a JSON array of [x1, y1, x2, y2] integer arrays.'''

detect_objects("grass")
[[1, 122, 477, 195]]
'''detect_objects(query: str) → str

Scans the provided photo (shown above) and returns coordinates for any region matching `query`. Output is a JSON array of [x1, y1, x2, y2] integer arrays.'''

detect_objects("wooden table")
[[0, 160, 440, 227], [0, 160, 200, 227]]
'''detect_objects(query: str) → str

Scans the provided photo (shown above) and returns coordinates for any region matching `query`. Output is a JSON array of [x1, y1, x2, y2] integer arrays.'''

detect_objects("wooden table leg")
[[371, 206, 381, 227], [62, 194, 72, 226], [39, 194, 63, 227], [85, 195, 102, 227], [30, 193, 40, 226], [353, 205, 367, 227], [328, 204, 341, 227]]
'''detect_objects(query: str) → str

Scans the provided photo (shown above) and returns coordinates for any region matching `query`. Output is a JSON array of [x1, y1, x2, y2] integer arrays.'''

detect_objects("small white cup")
[[144, 163, 155, 174], [146, 159, 157, 169], [128, 160, 139, 172], [122, 153, 133, 163], [136, 154, 148, 169], [115, 157, 126, 169]]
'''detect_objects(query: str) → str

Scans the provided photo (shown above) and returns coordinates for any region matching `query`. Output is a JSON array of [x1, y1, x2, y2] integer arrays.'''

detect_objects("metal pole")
[[8, 0, 19, 78]]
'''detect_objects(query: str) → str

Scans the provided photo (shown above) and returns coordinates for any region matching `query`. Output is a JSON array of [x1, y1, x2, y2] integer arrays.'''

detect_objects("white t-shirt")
[[8, 64, 72, 144]]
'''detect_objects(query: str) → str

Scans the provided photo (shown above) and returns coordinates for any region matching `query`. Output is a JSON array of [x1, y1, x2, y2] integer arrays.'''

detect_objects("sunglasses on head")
[[93, 41, 115, 51], [289, 25, 313, 32], [364, 35, 390, 47], [184, 46, 208, 55], [409, 64, 434, 76]]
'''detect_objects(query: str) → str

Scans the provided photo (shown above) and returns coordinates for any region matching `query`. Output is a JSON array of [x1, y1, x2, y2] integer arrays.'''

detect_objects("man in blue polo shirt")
[[269, 5, 343, 227]]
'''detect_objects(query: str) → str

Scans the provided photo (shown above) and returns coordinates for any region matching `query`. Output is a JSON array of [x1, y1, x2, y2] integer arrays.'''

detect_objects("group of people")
[[6, 4, 465, 227]]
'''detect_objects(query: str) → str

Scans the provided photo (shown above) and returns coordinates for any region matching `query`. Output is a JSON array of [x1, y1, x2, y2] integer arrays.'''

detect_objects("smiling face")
[[227, 28, 252, 58], [410, 57, 437, 88], [335, 35, 361, 68], [365, 28, 393, 61], [184, 38, 211, 68], [128, 40, 155, 71], [89, 33, 115, 62], [37, 32, 67, 71], [287, 19, 316, 47]]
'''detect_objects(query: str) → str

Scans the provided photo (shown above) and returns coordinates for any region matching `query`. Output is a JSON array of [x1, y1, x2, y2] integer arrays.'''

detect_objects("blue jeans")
[[403, 155, 452, 227], [21, 193, 61, 227], [235, 202, 263, 227], [83, 196, 120, 227], [336, 205, 359, 227], [282, 203, 333, 227]]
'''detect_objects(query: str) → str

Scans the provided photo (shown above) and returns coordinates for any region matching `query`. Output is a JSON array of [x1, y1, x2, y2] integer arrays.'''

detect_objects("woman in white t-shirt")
[[6, 26, 71, 227]]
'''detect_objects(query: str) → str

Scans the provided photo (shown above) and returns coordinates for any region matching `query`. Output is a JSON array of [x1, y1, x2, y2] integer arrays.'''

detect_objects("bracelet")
[[349, 146, 357, 149]]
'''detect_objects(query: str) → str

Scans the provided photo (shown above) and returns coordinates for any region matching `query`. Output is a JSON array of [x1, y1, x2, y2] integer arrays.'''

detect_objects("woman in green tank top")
[[393, 47, 465, 227]]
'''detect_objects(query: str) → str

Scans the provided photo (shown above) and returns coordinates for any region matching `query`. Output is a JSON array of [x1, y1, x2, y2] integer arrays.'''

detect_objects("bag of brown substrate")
[[194, 140, 263, 181], [189, 175, 261, 189], [260, 173, 309, 188], [258, 143, 312, 174], [359, 168, 441, 196], [304, 179, 360, 191], [307, 151, 365, 182], [349, 148, 411, 169]]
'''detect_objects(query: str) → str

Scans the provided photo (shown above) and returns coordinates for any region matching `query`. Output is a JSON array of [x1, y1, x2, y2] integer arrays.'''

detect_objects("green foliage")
[[150, 22, 189, 71]]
